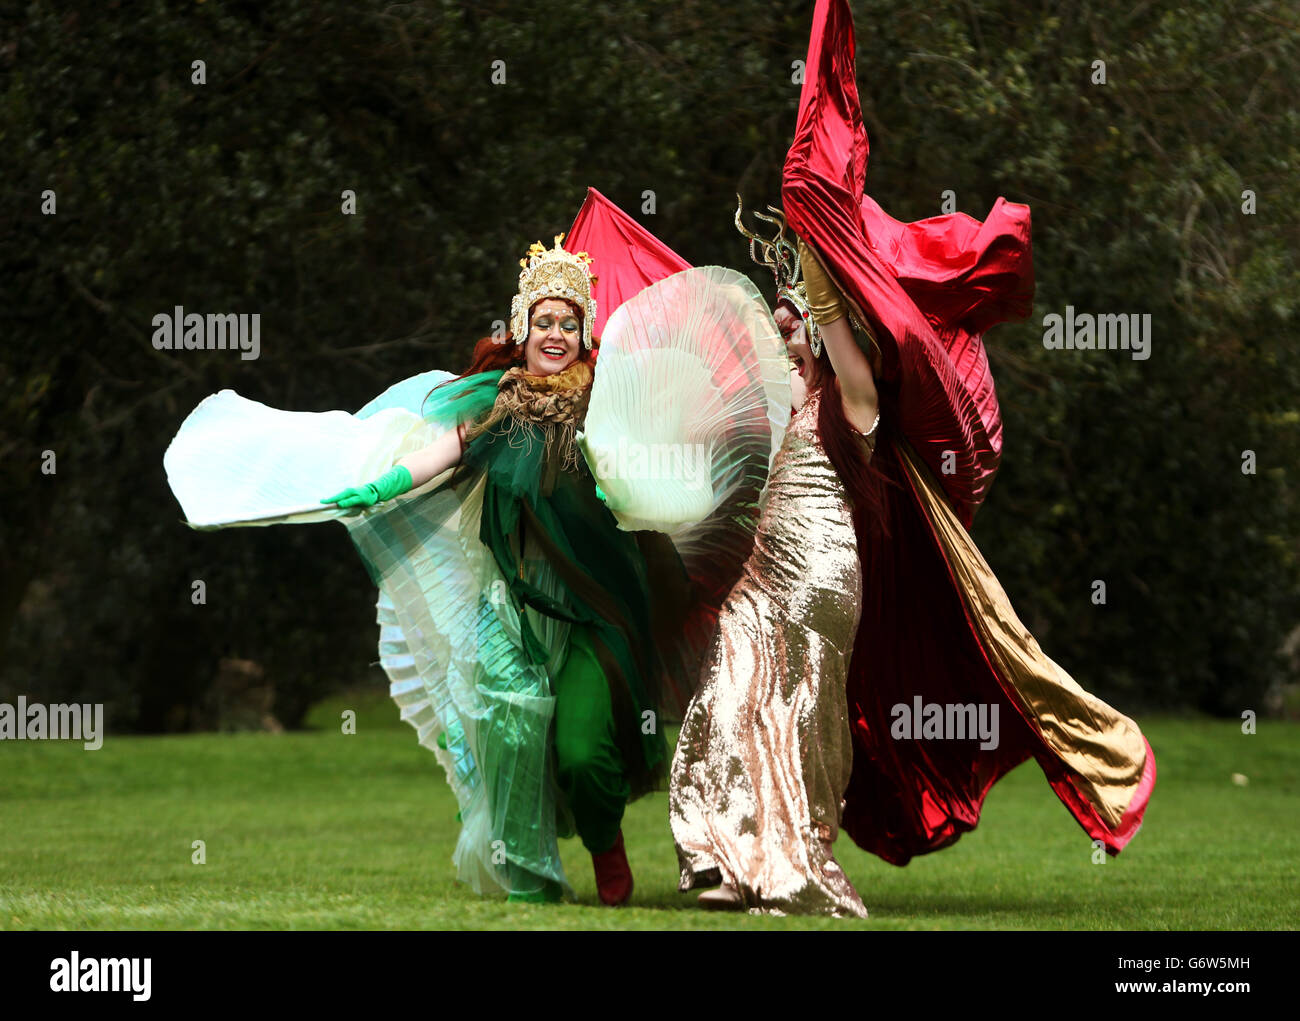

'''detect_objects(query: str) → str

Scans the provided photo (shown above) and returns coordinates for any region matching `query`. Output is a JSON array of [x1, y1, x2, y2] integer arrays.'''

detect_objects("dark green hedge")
[[3, 0, 1296, 728]]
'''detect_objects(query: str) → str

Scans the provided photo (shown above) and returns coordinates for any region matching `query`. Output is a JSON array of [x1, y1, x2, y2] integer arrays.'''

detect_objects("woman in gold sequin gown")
[[674, 0, 1154, 917], [669, 247, 880, 918]]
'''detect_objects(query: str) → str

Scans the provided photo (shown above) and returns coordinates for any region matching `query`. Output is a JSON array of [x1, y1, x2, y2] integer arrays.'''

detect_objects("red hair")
[[458, 333, 527, 376]]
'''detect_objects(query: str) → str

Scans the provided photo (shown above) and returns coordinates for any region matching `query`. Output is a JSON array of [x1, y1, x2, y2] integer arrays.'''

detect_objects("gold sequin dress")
[[669, 387, 873, 918]]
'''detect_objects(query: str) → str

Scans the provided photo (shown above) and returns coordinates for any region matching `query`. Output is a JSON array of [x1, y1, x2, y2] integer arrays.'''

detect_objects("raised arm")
[[799, 239, 879, 434]]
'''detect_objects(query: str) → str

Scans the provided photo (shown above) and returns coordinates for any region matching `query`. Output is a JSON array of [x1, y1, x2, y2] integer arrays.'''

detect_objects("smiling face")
[[523, 298, 582, 376], [775, 303, 821, 392]]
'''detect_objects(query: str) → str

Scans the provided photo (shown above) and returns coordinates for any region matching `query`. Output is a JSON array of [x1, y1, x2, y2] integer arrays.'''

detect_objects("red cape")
[[782, 0, 1153, 862]]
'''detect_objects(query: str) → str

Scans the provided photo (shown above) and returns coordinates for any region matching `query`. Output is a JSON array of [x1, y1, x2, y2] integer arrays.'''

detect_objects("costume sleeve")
[[163, 374, 455, 530], [163, 368, 509, 530]]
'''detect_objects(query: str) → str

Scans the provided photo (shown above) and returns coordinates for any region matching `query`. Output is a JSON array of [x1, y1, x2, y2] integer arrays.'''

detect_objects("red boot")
[[591, 830, 634, 906]]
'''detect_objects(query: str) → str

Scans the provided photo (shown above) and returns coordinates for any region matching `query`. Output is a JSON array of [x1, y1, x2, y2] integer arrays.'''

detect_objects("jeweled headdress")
[[510, 233, 598, 350], [734, 196, 824, 358]]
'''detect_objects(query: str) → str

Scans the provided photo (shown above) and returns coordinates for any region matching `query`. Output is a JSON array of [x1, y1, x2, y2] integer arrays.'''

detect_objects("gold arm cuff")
[[798, 238, 844, 326]]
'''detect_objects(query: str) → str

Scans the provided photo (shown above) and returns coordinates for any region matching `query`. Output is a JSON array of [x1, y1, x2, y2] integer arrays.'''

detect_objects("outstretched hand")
[[321, 465, 413, 510], [321, 485, 378, 509]]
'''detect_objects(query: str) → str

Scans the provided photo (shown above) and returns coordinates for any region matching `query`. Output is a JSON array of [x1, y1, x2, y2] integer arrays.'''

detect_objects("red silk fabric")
[[784, 0, 1151, 863], [782, 0, 1033, 527], [566, 187, 692, 341]]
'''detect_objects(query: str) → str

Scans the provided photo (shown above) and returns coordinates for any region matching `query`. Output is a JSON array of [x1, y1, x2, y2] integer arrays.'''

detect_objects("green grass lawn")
[[1, 694, 1296, 930]]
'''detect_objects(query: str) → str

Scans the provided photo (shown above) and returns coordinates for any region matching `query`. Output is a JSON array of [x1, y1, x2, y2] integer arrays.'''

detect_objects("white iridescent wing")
[[578, 265, 790, 536], [162, 371, 455, 529]]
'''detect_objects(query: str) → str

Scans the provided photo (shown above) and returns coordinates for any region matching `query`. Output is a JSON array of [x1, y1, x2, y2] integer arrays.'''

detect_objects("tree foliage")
[[3, 0, 1296, 728]]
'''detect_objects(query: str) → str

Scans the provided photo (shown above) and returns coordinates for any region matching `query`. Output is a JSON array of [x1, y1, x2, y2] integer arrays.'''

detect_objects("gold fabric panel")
[[895, 439, 1149, 828]]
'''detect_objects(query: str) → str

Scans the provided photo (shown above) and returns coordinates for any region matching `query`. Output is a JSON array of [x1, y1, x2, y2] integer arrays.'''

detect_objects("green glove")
[[321, 465, 413, 509]]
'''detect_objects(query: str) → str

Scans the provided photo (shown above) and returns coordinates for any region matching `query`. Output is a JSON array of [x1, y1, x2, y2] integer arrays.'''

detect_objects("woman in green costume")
[[323, 238, 674, 905]]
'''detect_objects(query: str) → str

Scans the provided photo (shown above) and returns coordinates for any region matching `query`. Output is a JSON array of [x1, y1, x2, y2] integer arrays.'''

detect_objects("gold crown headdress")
[[510, 233, 598, 350], [734, 196, 824, 358]]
